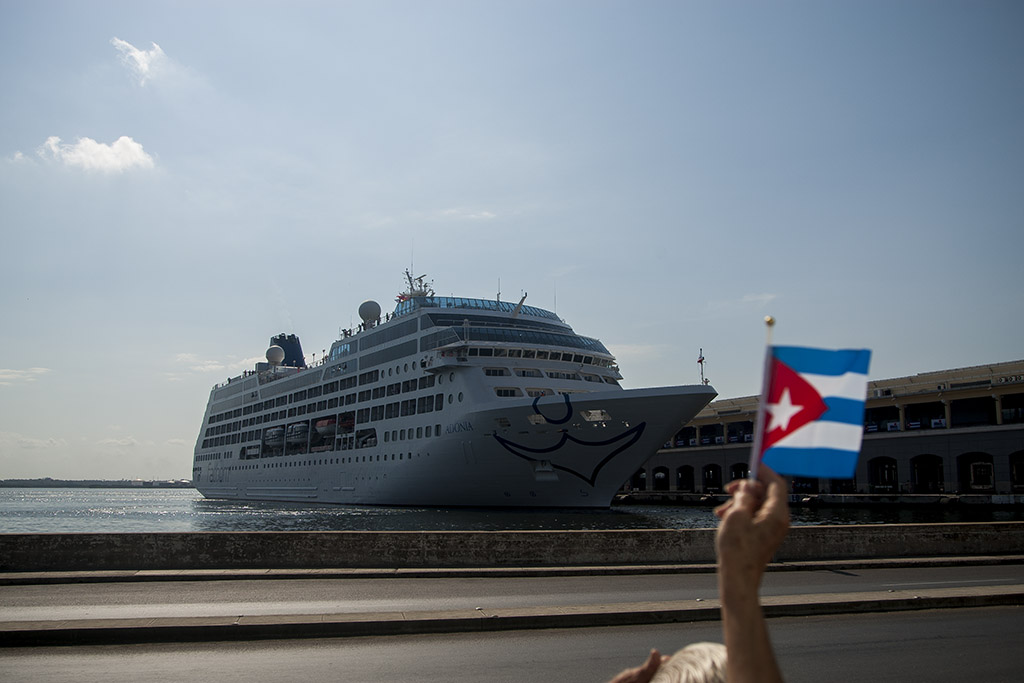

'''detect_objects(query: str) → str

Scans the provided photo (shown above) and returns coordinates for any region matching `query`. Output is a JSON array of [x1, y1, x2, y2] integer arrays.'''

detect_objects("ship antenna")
[[697, 348, 709, 386]]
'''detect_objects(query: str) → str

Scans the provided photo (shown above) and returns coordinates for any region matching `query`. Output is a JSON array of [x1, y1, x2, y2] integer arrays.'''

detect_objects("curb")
[[3, 585, 1022, 647], [2, 555, 1023, 586]]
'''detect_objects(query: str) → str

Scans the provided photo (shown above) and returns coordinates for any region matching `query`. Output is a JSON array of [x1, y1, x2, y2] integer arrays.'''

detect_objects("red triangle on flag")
[[761, 358, 827, 452]]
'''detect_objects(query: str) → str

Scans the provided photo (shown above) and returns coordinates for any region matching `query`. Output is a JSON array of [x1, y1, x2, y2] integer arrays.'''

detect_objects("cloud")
[[0, 431, 67, 449], [97, 436, 142, 448], [168, 353, 264, 381], [37, 135, 154, 172], [435, 207, 497, 221], [0, 367, 52, 386], [703, 292, 778, 315], [111, 37, 166, 85], [174, 353, 226, 373], [738, 293, 777, 307]]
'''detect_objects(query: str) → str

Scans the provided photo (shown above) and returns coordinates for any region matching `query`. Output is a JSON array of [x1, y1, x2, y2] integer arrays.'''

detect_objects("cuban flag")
[[752, 346, 872, 479]]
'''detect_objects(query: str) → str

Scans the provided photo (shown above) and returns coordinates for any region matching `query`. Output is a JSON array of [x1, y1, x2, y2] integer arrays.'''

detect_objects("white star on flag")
[[765, 387, 803, 433]]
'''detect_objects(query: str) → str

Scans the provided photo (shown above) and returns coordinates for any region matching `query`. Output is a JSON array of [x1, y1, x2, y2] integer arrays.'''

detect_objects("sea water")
[[1, 488, 1021, 534]]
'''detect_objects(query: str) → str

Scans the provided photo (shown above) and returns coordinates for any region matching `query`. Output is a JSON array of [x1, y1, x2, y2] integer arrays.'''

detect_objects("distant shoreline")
[[0, 479, 194, 489]]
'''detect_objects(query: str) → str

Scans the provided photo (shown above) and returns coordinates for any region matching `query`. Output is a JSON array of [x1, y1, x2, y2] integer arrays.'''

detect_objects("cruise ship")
[[192, 273, 716, 507]]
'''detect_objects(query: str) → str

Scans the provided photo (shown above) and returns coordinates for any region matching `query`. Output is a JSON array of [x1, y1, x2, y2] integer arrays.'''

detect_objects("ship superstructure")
[[192, 273, 716, 507]]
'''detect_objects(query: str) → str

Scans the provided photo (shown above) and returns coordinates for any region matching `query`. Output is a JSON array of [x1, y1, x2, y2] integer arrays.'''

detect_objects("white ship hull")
[[196, 385, 715, 508]]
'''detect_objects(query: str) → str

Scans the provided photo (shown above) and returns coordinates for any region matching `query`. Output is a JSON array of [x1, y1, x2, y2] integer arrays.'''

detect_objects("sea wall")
[[2, 523, 1022, 572]]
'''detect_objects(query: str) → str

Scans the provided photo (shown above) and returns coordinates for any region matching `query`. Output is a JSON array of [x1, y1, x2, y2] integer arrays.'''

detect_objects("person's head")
[[650, 643, 726, 683]]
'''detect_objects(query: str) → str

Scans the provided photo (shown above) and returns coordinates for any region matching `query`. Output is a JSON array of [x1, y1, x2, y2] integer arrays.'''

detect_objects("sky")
[[1, 0, 1022, 480]]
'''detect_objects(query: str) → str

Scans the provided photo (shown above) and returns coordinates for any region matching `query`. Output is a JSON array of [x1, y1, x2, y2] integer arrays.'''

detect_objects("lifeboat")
[[285, 422, 310, 445], [315, 417, 337, 437], [264, 427, 284, 447]]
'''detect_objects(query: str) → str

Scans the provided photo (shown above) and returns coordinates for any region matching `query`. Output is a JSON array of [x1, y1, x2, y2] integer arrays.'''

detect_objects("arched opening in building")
[[729, 463, 749, 482], [1011, 451, 1024, 492], [676, 465, 695, 492], [630, 468, 647, 491], [702, 464, 723, 493], [957, 452, 994, 493], [911, 454, 944, 494], [868, 456, 898, 493], [652, 466, 670, 491], [792, 477, 820, 494]]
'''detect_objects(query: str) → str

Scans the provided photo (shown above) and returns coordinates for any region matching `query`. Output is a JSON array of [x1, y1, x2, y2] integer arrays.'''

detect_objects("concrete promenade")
[[3, 555, 1023, 647], [3, 523, 1023, 646]]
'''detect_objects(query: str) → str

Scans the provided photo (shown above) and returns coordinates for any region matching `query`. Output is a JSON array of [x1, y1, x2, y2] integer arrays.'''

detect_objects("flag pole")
[[748, 316, 775, 480]]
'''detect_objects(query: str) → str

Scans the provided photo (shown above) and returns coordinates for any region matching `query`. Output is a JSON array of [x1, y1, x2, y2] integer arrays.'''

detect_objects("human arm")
[[714, 466, 790, 683]]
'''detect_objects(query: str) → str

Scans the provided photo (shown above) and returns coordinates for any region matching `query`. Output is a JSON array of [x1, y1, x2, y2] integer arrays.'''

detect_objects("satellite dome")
[[358, 300, 381, 323], [266, 345, 286, 366]]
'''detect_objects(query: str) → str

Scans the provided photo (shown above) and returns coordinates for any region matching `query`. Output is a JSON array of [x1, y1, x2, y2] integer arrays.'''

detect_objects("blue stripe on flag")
[[773, 346, 871, 376], [821, 397, 867, 426], [762, 446, 859, 479]]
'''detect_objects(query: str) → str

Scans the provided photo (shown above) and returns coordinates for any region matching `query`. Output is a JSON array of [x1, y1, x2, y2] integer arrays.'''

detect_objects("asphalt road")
[[3, 564, 1022, 622], [1, 606, 1021, 683]]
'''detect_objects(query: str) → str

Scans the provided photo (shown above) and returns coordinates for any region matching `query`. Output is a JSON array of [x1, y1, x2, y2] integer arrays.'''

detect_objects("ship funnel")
[[269, 333, 306, 368]]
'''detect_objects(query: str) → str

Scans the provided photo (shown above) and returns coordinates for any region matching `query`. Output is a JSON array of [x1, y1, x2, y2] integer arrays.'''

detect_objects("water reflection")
[[0, 488, 1021, 533], [188, 497, 723, 532]]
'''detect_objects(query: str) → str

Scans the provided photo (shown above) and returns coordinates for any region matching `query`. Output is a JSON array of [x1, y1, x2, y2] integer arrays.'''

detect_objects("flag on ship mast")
[[750, 344, 871, 479]]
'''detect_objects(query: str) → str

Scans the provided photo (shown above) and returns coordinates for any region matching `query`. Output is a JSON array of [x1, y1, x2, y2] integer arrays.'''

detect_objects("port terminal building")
[[631, 359, 1024, 497]]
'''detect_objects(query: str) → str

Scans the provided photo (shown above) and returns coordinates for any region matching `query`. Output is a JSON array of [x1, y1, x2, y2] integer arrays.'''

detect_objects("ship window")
[[458, 392, 464, 402], [479, 348, 493, 357], [426, 425, 432, 437], [417, 427, 423, 438], [435, 423, 441, 436], [509, 349, 522, 358], [494, 348, 507, 357], [495, 388, 521, 397], [527, 389, 551, 397], [523, 349, 536, 359], [484, 368, 510, 376], [549, 352, 561, 361], [469, 348, 478, 356]]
